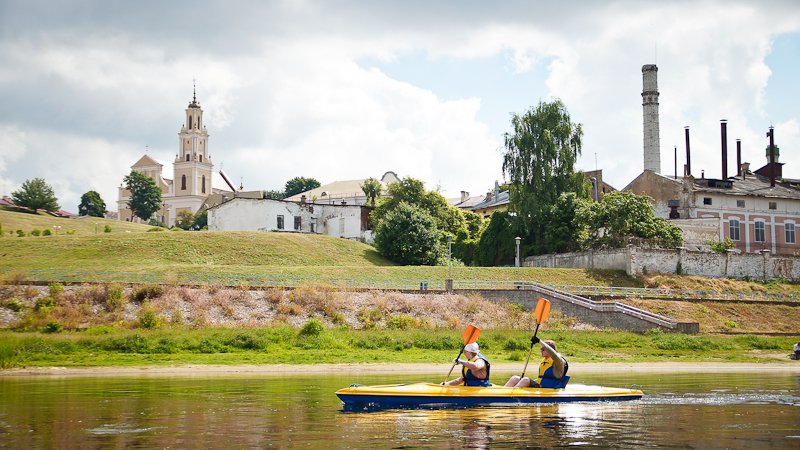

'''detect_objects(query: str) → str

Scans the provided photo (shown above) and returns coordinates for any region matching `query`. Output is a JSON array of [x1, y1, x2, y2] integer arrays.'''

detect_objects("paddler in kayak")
[[504, 338, 570, 388], [442, 342, 491, 387]]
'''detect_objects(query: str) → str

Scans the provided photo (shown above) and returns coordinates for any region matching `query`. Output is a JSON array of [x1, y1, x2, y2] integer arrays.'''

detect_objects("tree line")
[[370, 99, 682, 267]]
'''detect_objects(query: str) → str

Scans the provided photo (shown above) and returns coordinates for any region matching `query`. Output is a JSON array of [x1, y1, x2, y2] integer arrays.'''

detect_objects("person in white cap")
[[443, 342, 491, 387]]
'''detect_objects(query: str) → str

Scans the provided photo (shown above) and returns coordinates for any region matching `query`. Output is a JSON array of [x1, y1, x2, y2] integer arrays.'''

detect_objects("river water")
[[1, 369, 799, 449]]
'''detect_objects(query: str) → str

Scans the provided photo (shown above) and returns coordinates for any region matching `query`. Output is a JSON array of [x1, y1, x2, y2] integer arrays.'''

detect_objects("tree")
[[123, 170, 162, 222], [374, 202, 443, 266], [359, 177, 383, 204], [11, 178, 60, 212], [581, 191, 683, 242], [175, 210, 195, 230], [502, 99, 590, 254], [78, 190, 106, 217], [284, 176, 321, 198], [263, 190, 286, 200], [371, 177, 456, 233], [194, 208, 208, 229]]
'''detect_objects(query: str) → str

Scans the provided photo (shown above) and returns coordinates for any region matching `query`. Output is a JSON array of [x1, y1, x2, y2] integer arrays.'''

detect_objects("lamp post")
[[446, 234, 453, 292], [515, 236, 521, 282]]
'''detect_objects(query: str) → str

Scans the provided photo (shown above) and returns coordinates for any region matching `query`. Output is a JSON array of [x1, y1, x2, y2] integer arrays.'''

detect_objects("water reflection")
[[0, 370, 798, 449]]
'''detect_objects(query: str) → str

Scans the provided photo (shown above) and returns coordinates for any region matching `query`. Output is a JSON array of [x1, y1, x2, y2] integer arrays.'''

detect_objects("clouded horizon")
[[1, 0, 798, 213]]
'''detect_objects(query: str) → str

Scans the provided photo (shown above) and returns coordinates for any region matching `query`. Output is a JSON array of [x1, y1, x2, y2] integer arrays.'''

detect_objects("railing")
[[529, 284, 677, 329], [3, 269, 797, 302], [0, 270, 442, 291], [452, 280, 800, 302]]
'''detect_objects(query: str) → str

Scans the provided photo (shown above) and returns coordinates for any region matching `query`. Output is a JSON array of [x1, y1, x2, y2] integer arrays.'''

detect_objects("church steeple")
[[175, 83, 212, 198]]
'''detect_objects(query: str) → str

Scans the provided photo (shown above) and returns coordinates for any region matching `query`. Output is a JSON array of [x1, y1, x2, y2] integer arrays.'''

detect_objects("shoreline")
[[3, 361, 800, 377]]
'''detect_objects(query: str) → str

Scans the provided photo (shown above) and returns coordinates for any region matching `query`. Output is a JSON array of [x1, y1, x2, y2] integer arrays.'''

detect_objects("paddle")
[[443, 325, 481, 385], [520, 298, 551, 379]]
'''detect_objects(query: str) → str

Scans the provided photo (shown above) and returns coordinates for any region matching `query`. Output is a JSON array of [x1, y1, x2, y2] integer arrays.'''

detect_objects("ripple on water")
[[86, 424, 165, 435]]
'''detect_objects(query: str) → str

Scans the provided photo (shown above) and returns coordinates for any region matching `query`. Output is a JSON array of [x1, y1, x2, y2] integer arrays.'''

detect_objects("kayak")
[[336, 382, 643, 406]]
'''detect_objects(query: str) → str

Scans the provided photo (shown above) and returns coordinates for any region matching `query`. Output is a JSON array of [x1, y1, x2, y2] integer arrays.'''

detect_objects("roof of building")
[[285, 172, 400, 203], [448, 195, 487, 209], [693, 173, 800, 200], [471, 190, 510, 211]]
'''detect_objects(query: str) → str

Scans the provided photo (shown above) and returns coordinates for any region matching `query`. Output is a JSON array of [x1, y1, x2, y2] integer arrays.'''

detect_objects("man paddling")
[[443, 342, 491, 387], [504, 338, 570, 388]]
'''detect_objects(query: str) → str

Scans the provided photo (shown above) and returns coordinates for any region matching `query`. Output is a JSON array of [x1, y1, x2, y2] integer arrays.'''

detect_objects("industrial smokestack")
[[684, 126, 691, 176], [721, 120, 728, 179], [642, 65, 661, 173], [767, 127, 776, 187], [736, 139, 742, 177]]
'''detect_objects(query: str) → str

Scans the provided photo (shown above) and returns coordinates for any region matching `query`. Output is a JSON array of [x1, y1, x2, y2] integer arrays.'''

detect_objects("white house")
[[207, 197, 375, 243]]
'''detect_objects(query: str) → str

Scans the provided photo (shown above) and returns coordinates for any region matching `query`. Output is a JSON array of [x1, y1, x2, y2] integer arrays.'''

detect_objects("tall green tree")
[[123, 170, 162, 223], [78, 190, 106, 217], [175, 210, 195, 230], [374, 202, 443, 265], [284, 177, 321, 198], [11, 178, 60, 212], [193, 208, 208, 229], [263, 190, 286, 200], [371, 177, 456, 233], [502, 99, 590, 254]]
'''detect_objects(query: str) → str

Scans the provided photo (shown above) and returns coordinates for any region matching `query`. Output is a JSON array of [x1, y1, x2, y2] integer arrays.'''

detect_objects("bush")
[[146, 227, 164, 232], [30, 229, 41, 236], [104, 225, 112, 233], [170, 227, 184, 232], [49, 282, 64, 297], [42, 228, 52, 236], [386, 314, 419, 330], [299, 318, 324, 337], [106, 285, 126, 310], [43, 321, 63, 333], [16, 229, 25, 237], [132, 285, 164, 302], [65, 230, 75, 235], [4, 298, 24, 312], [138, 301, 162, 328], [34, 297, 55, 311]]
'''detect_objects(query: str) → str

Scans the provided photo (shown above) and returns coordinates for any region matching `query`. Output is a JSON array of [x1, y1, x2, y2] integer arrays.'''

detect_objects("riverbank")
[[4, 360, 800, 377]]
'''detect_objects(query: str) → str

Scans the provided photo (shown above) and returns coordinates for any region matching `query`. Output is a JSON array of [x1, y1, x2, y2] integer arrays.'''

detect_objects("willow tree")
[[502, 99, 589, 254]]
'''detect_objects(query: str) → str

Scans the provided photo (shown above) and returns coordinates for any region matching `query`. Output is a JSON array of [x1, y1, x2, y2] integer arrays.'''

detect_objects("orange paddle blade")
[[534, 298, 551, 324], [462, 325, 481, 344]]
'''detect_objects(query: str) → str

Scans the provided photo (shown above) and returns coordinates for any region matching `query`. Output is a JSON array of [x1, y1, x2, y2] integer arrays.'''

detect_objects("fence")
[[2, 269, 797, 302]]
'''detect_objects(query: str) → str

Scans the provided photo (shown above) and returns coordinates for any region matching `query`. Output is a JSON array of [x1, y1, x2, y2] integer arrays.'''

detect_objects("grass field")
[[1, 326, 796, 369]]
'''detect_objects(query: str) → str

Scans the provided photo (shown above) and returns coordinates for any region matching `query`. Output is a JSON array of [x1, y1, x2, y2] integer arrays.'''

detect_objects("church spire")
[[188, 79, 200, 109]]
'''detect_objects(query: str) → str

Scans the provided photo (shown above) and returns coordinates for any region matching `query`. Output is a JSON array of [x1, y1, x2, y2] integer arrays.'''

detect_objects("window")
[[202, 175, 206, 194], [786, 223, 796, 244], [189, 116, 192, 129], [736, 200, 745, 208], [199, 155, 203, 162], [729, 219, 740, 241], [186, 154, 190, 161], [181, 174, 186, 190], [294, 216, 301, 230], [754, 221, 765, 242], [769, 202, 777, 210], [277, 215, 284, 230], [310, 222, 316, 233], [703, 197, 712, 205]]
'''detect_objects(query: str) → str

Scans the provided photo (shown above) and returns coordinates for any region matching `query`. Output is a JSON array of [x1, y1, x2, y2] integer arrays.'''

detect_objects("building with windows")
[[207, 197, 375, 243], [117, 88, 237, 227]]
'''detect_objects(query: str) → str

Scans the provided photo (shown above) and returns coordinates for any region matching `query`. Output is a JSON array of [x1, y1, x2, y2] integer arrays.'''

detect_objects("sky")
[[1, 0, 799, 214]]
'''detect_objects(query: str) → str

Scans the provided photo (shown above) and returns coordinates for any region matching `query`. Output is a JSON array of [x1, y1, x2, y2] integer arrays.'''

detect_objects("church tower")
[[642, 64, 661, 173], [174, 85, 212, 198]]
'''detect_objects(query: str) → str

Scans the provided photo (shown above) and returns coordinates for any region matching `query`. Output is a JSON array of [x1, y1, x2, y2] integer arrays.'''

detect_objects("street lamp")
[[447, 234, 453, 281], [515, 236, 521, 282]]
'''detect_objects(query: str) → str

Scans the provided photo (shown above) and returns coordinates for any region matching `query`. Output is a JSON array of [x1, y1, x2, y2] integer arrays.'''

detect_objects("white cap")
[[464, 342, 479, 353]]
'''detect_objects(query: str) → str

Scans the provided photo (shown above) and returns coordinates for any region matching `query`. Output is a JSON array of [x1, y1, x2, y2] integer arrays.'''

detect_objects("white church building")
[[117, 88, 237, 227]]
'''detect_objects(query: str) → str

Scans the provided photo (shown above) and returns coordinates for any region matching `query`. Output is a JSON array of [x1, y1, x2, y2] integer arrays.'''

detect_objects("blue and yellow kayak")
[[336, 382, 643, 406]]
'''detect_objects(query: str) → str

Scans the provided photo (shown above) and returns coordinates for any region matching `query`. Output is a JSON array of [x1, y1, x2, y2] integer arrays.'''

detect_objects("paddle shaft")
[[520, 322, 541, 379], [443, 348, 464, 385]]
